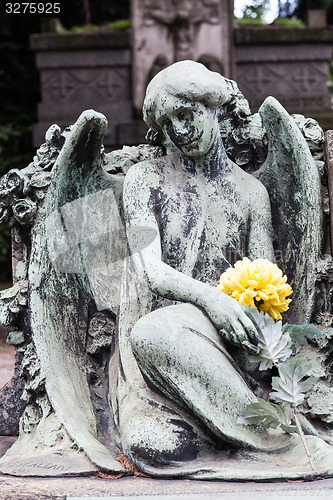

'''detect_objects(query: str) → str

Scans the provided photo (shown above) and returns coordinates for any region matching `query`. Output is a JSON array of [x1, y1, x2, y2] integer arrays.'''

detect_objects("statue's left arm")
[[123, 161, 260, 353]]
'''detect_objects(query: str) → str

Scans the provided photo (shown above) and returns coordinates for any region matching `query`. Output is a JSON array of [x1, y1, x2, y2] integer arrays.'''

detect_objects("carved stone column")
[[131, 0, 234, 114]]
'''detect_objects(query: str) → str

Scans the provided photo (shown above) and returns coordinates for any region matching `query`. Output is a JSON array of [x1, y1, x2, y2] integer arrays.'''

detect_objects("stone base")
[[1, 436, 333, 499], [0, 467, 333, 499]]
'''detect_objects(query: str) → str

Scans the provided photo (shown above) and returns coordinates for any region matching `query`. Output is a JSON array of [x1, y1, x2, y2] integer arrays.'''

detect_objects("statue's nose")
[[172, 119, 188, 139]]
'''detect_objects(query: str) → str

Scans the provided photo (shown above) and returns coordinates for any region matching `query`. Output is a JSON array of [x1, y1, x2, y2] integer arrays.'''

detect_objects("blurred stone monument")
[[30, 1, 333, 152], [307, 10, 327, 28], [131, 0, 234, 114], [30, 31, 143, 151], [235, 25, 333, 118]]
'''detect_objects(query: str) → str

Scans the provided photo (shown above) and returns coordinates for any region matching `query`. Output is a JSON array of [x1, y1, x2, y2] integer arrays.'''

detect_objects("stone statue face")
[[159, 100, 219, 157]]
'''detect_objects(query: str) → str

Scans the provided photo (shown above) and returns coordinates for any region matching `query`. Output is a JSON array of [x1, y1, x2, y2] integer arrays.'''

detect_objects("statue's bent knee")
[[130, 309, 169, 360]]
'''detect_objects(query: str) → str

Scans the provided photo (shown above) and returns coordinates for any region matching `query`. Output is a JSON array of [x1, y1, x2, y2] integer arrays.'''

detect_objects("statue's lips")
[[179, 138, 198, 149], [177, 130, 204, 149]]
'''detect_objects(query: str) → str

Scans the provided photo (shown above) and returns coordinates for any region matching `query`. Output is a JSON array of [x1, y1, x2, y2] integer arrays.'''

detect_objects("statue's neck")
[[179, 134, 231, 179]]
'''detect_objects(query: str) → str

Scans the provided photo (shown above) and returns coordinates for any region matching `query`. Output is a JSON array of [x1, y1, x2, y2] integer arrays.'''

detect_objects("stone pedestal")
[[235, 27, 333, 114], [307, 10, 327, 28], [131, 0, 234, 114], [30, 31, 147, 150]]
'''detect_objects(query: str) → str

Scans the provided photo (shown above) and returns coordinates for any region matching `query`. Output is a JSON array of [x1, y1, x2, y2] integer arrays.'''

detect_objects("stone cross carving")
[[143, 0, 221, 61], [132, 0, 234, 113]]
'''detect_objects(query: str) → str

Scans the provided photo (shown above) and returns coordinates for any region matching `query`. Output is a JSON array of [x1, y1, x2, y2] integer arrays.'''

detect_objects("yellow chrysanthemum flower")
[[217, 257, 293, 321]]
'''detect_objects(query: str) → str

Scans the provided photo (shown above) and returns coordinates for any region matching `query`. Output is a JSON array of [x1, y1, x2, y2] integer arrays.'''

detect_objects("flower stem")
[[293, 407, 315, 471], [276, 363, 315, 471]]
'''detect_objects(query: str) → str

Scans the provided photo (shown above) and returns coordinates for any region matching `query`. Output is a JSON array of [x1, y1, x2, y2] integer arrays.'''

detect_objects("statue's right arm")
[[123, 162, 259, 353]]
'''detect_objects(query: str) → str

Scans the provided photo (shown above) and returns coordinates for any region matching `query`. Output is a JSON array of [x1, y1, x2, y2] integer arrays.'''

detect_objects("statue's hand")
[[202, 289, 260, 354]]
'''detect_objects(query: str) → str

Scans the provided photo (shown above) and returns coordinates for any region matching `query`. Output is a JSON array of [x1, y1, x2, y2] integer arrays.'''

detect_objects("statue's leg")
[[131, 302, 291, 452]]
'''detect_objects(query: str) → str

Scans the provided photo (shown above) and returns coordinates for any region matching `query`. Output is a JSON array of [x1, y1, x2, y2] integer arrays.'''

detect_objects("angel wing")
[[256, 97, 322, 325], [0, 110, 128, 474], [0, 108, 160, 475], [34, 110, 127, 470]]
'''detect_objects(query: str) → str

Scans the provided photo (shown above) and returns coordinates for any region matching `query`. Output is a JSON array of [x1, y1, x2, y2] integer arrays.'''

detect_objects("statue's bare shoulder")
[[228, 161, 271, 209], [124, 155, 167, 189]]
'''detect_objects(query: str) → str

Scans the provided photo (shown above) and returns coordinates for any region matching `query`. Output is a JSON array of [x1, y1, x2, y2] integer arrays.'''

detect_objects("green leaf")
[[280, 423, 298, 434], [270, 354, 318, 407], [245, 305, 293, 370], [282, 323, 322, 346], [238, 398, 293, 430]]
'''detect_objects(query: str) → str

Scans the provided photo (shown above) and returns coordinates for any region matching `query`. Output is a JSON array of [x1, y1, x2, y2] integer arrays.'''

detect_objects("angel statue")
[[0, 60, 333, 480]]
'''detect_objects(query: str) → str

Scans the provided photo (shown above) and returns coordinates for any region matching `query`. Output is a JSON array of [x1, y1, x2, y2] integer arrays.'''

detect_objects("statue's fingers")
[[221, 327, 245, 350], [220, 328, 234, 345], [242, 340, 259, 354], [229, 320, 248, 347], [222, 321, 257, 353], [240, 314, 260, 347], [230, 317, 259, 353], [244, 308, 262, 336]]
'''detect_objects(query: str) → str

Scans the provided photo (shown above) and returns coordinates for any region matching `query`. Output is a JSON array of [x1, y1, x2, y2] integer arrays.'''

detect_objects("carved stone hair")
[[143, 60, 230, 133]]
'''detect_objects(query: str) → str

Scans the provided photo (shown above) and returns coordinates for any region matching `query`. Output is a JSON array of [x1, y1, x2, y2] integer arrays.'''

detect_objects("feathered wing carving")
[[0, 110, 127, 474], [33, 111, 127, 471], [256, 97, 322, 324]]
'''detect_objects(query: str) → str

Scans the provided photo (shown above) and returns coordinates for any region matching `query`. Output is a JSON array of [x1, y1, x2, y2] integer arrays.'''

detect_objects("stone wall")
[[235, 26, 333, 115], [30, 30, 147, 151], [31, 26, 333, 150]]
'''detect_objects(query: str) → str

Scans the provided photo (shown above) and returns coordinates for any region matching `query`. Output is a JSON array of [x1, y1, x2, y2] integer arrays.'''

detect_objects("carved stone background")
[[31, 33, 140, 151], [235, 39, 333, 113], [31, 27, 333, 150], [131, 0, 234, 114]]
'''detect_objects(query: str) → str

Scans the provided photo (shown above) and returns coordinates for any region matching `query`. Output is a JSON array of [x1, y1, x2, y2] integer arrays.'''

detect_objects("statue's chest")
[[154, 182, 249, 271]]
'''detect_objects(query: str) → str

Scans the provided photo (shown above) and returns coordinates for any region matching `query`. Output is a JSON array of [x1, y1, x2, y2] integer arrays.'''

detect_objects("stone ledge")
[[1, 439, 333, 499], [235, 26, 333, 45], [30, 30, 130, 51], [236, 44, 332, 62], [0, 472, 333, 499]]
